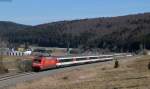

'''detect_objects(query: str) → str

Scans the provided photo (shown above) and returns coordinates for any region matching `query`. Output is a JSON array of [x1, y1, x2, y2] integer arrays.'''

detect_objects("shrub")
[[148, 62, 150, 70], [143, 50, 148, 55], [0, 55, 8, 74], [114, 59, 119, 68], [70, 49, 81, 54], [62, 76, 69, 80], [0, 66, 8, 74], [16, 59, 32, 72], [113, 88, 118, 89], [0, 64, 8, 74]]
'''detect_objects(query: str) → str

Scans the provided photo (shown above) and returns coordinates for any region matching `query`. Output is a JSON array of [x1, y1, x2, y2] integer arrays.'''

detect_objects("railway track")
[[0, 72, 35, 81]]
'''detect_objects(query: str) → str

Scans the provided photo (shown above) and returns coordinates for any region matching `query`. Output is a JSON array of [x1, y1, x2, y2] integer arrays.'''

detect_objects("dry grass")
[[8, 56, 150, 89], [1, 56, 33, 73]]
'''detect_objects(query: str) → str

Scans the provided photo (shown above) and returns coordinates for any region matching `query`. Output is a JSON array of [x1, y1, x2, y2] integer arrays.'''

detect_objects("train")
[[32, 54, 117, 71]]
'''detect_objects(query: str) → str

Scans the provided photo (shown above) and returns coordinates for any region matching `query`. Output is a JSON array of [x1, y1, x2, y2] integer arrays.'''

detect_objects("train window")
[[76, 58, 87, 61], [99, 56, 113, 58], [89, 57, 98, 59], [45, 57, 55, 60], [59, 59, 73, 62], [34, 58, 41, 63], [99, 56, 106, 58]]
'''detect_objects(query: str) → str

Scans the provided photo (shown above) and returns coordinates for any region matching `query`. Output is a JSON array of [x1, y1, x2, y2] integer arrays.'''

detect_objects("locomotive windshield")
[[34, 56, 42, 63]]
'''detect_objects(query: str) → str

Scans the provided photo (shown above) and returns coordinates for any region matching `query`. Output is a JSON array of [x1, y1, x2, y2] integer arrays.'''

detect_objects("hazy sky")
[[0, 0, 150, 25]]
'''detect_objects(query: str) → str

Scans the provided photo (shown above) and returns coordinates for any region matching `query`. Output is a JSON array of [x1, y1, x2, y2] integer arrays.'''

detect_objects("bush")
[[148, 62, 150, 70], [113, 88, 118, 89], [16, 59, 32, 72], [143, 50, 148, 55], [0, 64, 8, 74], [70, 49, 81, 54], [0, 55, 8, 74], [0, 66, 8, 74], [62, 76, 69, 80], [114, 59, 119, 68]]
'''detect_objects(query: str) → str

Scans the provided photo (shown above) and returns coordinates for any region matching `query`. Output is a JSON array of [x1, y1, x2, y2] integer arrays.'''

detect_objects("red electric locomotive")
[[32, 56, 57, 71]]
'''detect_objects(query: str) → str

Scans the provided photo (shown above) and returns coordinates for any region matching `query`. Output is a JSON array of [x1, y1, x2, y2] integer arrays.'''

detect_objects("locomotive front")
[[32, 56, 44, 71]]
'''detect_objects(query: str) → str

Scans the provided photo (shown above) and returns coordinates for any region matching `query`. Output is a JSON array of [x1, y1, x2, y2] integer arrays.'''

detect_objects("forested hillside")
[[1, 13, 150, 52], [0, 21, 31, 37]]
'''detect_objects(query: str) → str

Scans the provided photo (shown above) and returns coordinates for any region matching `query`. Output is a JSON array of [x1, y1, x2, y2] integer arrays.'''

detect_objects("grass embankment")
[[8, 55, 150, 89]]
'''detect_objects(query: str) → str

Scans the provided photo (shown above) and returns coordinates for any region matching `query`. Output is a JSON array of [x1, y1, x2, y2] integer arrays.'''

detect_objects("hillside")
[[0, 21, 31, 38], [1, 13, 150, 52], [0, 21, 31, 31]]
